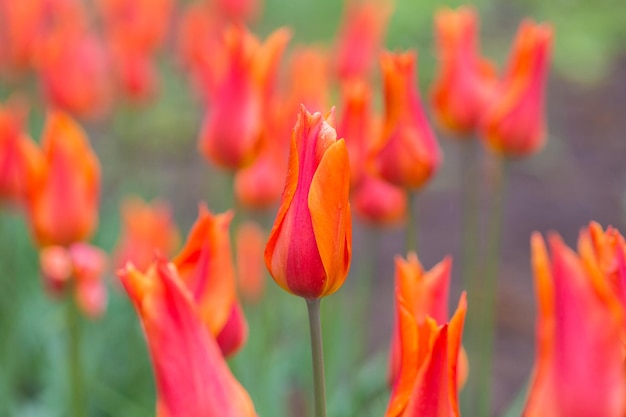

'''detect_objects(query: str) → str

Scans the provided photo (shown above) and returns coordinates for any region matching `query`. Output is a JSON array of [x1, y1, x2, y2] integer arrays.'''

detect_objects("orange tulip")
[[119, 257, 257, 417], [284, 47, 330, 118], [373, 52, 441, 189], [523, 232, 625, 417], [265, 106, 352, 299], [0, 100, 44, 206], [236, 221, 266, 303], [198, 25, 290, 170], [40, 242, 108, 318], [113, 197, 180, 272], [27, 111, 100, 247], [481, 21, 553, 157], [334, 0, 392, 81], [431, 6, 497, 136], [386, 266, 467, 417], [174, 205, 247, 357]]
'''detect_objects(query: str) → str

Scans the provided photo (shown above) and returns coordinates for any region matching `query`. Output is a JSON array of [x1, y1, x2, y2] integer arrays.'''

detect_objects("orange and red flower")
[[431, 6, 497, 136], [236, 221, 266, 303], [265, 106, 352, 299], [27, 111, 100, 247], [481, 21, 553, 157], [119, 258, 257, 417], [373, 52, 441, 190]]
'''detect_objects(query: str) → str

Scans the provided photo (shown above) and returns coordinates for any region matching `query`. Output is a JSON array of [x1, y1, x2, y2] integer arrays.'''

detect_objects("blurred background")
[[1, 0, 625, 416]]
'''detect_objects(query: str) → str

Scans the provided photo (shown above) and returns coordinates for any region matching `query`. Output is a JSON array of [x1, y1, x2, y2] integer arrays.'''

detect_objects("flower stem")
[[461, 140, 480, 294], [474, 157, 508, 417], [66, 296, 86, 417], [405, 191, 418, 254], [306, 298, 327, 417]]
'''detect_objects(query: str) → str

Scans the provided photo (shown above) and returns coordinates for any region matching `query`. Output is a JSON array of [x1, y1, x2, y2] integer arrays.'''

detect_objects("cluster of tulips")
[[2, 0, 624, 416]]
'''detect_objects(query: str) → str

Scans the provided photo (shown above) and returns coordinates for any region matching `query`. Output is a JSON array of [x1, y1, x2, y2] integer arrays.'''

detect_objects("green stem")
[[306, 298, 327, 417], [461, 140, 480, 292], [474, 157, 508, 417], [66, 296, 86, 417], [405, 191, 418, 254]]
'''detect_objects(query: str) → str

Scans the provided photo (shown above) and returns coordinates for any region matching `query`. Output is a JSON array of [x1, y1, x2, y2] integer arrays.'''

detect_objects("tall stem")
[[461, 140, 480, 291], [306, 298, 327, 417], [474, 157, 508, 417], [405, 191, 418, 254], [66, 296, 86, 417]]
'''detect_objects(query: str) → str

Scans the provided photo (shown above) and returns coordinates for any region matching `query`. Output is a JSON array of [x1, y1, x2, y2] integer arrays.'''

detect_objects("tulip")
[[174, 205, 247, 356], [119, 258, 257, 417], [27, 111, 100, 247], [214, 0, 261, 22], [284, 47, 330, 119], [199, 25, 290, 170], [431, 6, 497, 136], [113, 197, 180, 272], [236, 221, 266, 303], [265, 106, 352, 299], [481, 21, 553, 157], [0, 100, 44, 206], [352, 175, 407, 226], [334, 0, 392, 81], [523, 232, 625, 417], [373, 51, 441, 190], [386, 278, 467, 417]]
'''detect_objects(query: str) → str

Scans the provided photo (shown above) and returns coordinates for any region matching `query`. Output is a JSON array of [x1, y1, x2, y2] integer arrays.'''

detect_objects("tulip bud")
[[27, 111, 100, 247], [352, 175, 407, 226], [481, 21, 553, 157], [373, 52, 441, 190], [236, 221, 266, 303], [265, 106, 352, 299]]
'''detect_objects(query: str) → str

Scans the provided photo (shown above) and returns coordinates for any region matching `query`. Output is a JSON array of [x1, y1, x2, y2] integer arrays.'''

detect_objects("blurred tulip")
[[199, 25, 290, 170], [215, 0, 261, 22], [373, 52, 441, 190], [27, 111, 100, 247], [386, 275, 467, 417], [174, 205, 247, 357], [284, 47, 330, 119], [114, 197, 180, 272], [388, 253, 468, 389], [0, 100, 44, 206], [431, 6, 497, 136], [352, 175, 406, 226], [216, 302, 249, 357], [40, 243, 108, 318], [523, 233, 625, 417], [236, 221, 266, 303], [37, 30, 111, 118], [98, 0, 174, 100], [119, 258, 257, 417], [265, 106, 352, 299], [334, 0, 391, 81], [481, 21, 553, 157]]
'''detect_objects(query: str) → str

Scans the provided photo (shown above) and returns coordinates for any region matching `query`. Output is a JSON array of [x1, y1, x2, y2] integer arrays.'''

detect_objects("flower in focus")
[[0, 99, 43, 206], [27, 111, 100, 247], [236, 221, 266, 303], [386, 260, 467, 417], [481, 21, 553, 157], [40, 242, 108, 318], [174, 205, 247, 357], [334, 0, 392, 81], [119, 258, 257, 417], [431, 6, 497, 136], [198, 25, 290, 170], [265, 106, 352, 299], [523, 232, 625, 417], [373, 51, 441, 190], [113, 197, 180, 272]]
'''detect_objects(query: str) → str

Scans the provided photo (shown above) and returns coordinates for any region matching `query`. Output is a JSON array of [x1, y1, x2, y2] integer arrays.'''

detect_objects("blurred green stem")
[[406, 192, 418, 254], [461, 140, 480, 294], [474, 157, 509, 417], [306, 298, 327, 417], [66, 295, 86, 417]]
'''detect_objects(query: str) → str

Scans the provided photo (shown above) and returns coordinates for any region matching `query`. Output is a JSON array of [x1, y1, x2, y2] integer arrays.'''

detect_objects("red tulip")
[[236, 221, 266, 303], [352, 174, 407, 226], [27, 111, 100, 247], [523, 232, 625, 417], [173, 205, 247, 357], [431, 6, 497, 136], [265, 106, 352, 299], [373, 52, 441, 190], [119, 258, 257, 417], [481, 21, 553, 157], [113, 197, 180, 272]]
